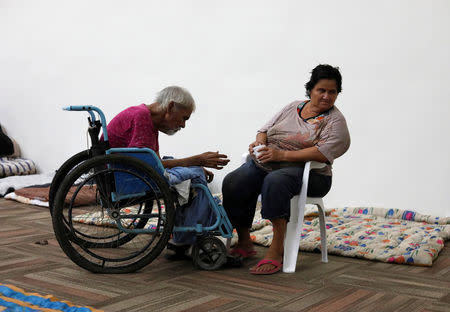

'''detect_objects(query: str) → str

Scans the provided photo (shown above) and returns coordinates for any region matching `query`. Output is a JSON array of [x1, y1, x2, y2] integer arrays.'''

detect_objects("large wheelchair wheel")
[[52, 154, 175, 273], [49, 150, 90, 215], [49, 150, 147, 248]]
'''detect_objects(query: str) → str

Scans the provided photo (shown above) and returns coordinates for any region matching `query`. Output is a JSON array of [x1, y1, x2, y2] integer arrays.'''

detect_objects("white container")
[[252, 144, 266, 158]]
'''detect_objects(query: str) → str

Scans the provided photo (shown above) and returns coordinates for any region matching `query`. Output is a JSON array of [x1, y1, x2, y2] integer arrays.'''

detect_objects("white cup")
[[252, 144, 266, 158]]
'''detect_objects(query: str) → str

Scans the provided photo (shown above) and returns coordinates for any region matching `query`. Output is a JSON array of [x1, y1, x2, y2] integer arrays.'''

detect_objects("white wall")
[[1, 0, 449, 217]]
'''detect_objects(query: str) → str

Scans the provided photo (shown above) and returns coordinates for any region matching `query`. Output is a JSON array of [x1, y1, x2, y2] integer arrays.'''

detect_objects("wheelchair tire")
[[49, 150, 149, 249], [49, 150, 90, 215], [192, 236, 227, 271], [52, 154, 175, 273]]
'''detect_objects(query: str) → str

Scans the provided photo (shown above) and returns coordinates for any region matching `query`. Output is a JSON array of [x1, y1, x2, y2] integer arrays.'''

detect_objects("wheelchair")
[[49, 105, 235, 273]]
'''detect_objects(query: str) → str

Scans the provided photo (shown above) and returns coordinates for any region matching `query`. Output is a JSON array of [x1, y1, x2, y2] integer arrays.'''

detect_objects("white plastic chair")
[[283, 160, 328, 273], [239, 154, 328, 273]]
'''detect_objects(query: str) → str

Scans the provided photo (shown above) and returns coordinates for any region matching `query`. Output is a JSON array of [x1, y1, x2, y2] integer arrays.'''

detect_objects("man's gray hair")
[[155, 86, 196, 111]]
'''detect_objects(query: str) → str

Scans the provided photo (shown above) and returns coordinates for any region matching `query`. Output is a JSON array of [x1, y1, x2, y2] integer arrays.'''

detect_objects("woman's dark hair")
[[305, 64, 342, 98]]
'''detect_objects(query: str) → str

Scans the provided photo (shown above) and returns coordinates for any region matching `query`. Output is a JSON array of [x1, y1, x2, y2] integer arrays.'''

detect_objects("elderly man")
[[106, 86, 229, 258], [107, 86, 229, 179]]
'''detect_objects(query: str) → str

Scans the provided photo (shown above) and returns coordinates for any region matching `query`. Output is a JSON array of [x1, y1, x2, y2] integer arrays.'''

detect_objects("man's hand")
[[196, 151, 230, 169], [203, 168, 214, 183], [256, 146, 285, 163]]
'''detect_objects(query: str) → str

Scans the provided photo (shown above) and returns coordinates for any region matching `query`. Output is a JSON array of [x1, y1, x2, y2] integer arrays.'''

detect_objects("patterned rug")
[[0, 284, 103, 312], [233, 206, 450, 266]]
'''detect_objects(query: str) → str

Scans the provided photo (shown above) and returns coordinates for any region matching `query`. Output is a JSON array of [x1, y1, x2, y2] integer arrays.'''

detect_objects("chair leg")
[[316, 200, 328, 263], [283, 195, 305, 273]]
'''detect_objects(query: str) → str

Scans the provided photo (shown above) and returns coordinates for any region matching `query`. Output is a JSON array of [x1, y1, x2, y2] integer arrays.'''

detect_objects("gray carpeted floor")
[[0, 198, 449, 312]]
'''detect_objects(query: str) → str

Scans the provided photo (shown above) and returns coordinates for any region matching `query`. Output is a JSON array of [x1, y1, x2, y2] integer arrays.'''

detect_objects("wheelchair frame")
[[50, 105, 234, 273]]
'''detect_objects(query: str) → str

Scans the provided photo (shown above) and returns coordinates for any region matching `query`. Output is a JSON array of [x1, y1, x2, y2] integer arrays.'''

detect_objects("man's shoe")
[[165, 243, 191, 261]]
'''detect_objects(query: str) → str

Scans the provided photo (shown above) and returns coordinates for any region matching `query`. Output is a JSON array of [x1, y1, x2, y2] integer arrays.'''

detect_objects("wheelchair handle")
[[63, 105, 109, 142]]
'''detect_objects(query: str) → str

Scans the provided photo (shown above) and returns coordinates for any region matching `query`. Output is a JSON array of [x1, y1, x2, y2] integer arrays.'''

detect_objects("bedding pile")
[[0, 124, 38, 178]]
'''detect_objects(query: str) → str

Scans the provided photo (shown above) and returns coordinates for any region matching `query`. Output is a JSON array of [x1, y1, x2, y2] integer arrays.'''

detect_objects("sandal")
[[249, 259, 283, 275], [229, 247, 257, 259]]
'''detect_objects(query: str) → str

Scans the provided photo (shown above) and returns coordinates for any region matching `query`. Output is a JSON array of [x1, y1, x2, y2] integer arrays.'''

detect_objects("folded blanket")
[[5, 185, 97, 207], [0, 171, 54, 196], [164, 166, 205, 205]]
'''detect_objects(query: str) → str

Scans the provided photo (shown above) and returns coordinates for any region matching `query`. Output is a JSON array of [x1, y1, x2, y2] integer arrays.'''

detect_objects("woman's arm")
[[257, 146, 328, 164]]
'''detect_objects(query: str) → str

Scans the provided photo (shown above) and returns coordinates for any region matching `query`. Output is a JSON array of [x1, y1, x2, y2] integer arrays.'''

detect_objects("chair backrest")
[[107, 148, 165, 176], [106, 148, 166, 201], [310, 161, 326, 170]]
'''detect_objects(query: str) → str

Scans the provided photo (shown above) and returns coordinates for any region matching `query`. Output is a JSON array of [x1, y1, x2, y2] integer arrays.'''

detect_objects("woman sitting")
[[222, 64, 350, 275]]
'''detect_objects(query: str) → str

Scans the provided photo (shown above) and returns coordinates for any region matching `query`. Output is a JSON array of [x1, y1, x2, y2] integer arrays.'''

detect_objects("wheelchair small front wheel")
[[192, 236, 227, 271]]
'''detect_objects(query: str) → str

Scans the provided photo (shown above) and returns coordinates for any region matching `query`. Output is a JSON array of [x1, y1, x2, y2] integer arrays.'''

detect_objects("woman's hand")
[[249, 132, 267, 155], [203, 168, 214, 183], [256, 146, 285, 163], [248, 141, 265, 155], [196, 151, 230, 169]]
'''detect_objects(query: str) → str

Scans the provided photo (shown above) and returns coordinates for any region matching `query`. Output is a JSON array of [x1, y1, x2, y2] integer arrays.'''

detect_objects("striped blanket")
[[0, 156, 36, 178]]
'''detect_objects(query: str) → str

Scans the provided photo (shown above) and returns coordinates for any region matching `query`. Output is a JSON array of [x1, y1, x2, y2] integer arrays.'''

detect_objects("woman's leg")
[[251, 166, 304, 272], [222, 160, 267, 252], [261, 167, 305, 220], [307, 172, 332, 197], [252, 168, 332, 273], [249, 217, 287, 273]]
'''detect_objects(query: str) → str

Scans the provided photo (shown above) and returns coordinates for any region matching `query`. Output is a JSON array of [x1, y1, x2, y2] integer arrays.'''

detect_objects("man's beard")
[[161, 128, 180, 136]]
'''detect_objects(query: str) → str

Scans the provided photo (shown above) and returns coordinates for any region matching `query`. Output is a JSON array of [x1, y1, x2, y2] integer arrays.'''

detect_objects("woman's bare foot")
[[250, 218, 286, 274], [231, 228, 257, 258], [230, 242, 257, 258], [250, 248, 283, 274]]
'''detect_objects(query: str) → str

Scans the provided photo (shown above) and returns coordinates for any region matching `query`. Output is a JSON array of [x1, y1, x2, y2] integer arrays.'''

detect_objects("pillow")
[[0, 157, 36, 178]]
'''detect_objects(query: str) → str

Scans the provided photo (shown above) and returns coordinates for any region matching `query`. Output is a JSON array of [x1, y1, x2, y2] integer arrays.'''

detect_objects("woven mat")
[[0, 283, 103, 312], [230, 205, 450, 266]]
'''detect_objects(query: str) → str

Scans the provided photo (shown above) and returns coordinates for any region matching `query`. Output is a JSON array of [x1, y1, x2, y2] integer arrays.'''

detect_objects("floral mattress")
[[234, 206, 450, 266]]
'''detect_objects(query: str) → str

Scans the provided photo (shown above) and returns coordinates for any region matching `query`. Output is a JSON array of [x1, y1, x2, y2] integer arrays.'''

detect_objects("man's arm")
[[159, 151, 229, 169]]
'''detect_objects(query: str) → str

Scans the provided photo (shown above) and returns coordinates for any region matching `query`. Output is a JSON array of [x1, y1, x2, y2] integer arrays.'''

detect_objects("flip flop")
[[249, 259, 283, 275], [229, 247, 257, 259]]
